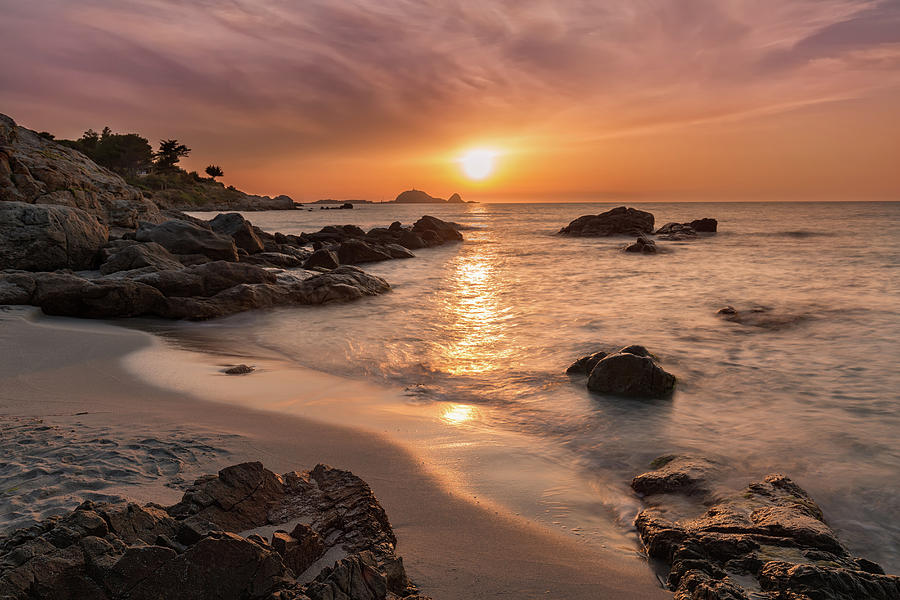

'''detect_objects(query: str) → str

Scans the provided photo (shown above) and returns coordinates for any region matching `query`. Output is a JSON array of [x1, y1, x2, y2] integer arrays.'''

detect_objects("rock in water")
[[0, 202, 108, 271], [337, 239, 393, 264], [586, 351, 675, 398], [689, 218, 718, 232], [0, 462, 430, 600], [566, 351, 609, 375], [559, 206, 654, 237], [304, 248, 340, 270], [624, 236, 657, 253], [412, 215, 464, 243], [632, 459, 900, 600], [224, 364, 254, 375]]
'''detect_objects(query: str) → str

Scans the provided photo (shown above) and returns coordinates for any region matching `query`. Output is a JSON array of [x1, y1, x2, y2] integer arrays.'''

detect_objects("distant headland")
[[392, 189, 473, 204]]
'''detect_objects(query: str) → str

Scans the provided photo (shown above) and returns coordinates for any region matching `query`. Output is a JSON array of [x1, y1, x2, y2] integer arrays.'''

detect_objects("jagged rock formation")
[[568, 345, 676, 398], [631, 457, 900, 599], [0, 462, 430, 600], [0, 114, 161, 228]]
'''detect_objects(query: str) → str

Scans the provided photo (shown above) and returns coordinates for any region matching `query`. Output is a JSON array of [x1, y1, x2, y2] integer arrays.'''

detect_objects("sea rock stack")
[[559, 206, 654, 237]]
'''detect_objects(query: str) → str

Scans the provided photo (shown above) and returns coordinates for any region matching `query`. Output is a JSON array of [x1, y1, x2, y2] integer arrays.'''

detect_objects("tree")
[[205, 165, 224, 179], [154, 139, 191, 171], [58, 127, 152, 176]]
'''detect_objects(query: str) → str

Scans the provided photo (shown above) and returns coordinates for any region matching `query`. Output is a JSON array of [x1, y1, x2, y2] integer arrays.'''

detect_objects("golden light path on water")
[[440, 404, 477, 425], [436, 207, 514, 378]]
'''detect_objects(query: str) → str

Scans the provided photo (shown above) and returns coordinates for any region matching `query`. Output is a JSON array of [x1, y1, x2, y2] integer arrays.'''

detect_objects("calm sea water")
[[179, 202, 900, 571]]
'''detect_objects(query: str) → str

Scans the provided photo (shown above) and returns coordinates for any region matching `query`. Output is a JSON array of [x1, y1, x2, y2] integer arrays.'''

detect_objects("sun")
[[459, 148, 497, 181]]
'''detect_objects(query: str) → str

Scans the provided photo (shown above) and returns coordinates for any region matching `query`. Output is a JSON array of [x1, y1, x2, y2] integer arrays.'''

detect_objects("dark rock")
[[135, 219, 238, 262], [337, 239, 392, 264], [412, 215, 463, 242], [398, 231, 426, 250], [690, 218, 718, 232], [618, 344, 653, 357], [0, 202, 108, 271], [209, 213, 265, 254], [304, 248, 339, 270], [587, 351, 675, 398], [633, 468, 900, 600], [36, 278, 168, 319], [716, 305, 810, 330], [560, 206, 654, 237], [631, 455, 719, 496], [388, 221, 403, 231], [134, 261, 276, 298], [241, 252, 305, 268], [381, 243, 415, 259], [224, 364, 254, 375], [624, 236, 657, 253], [271, 524, 325, 576], [98, 241, 181, 275], [566, 351, 608, 375]]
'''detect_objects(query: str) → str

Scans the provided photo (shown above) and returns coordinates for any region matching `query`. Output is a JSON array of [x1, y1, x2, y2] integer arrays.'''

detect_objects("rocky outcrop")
[[210, 213, 265, 254], [412, 215, 464, 242], [99, 241, 182, 275], [689, 218, 717, 232], [569, 345, 675, 398], [655, 218, 717, 239], [560, 206, 654, 237], [0, 113, 161, 228], [631, 457, 899, 600], [0, 202, 108, 271], [0, 462, 430, 600]]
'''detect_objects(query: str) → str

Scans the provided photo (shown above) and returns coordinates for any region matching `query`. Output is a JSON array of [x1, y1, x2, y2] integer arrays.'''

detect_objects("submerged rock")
[[559, 206, 654, 237], [224, 364, 255, 375], [716, 305, 811, 330], [0, 462, 430, 600], [632, 458, 900, 600]]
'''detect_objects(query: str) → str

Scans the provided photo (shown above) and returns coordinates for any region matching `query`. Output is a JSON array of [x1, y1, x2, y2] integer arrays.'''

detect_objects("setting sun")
[[459, 148, 497, 181]]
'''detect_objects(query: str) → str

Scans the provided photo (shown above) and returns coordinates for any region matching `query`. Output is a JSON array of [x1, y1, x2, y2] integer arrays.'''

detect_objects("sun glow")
[[459, 148, 497, 180]]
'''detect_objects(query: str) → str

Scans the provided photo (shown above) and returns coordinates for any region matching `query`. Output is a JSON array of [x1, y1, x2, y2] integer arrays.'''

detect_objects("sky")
[[1, 0, 899, 202]]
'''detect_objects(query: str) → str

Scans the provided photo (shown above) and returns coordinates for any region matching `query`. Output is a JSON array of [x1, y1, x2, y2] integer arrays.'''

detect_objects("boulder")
[[36, 278, 167, 319], [566, 351, 608, 375], [0, 202, 108, 271], [382, 243, 415, 259], [631, 455, 720, 496], [134, 261, 276, 298], [586, 351, 675, 398], [98, 242, 182, 275], [135, 219, 238, 262], [337, 239, 392, 264], [689, 218, 718, 232], [559, 206, 654, 237], [412, 215, 463, 242], [241, 252, 305, 268], [398, 231, 426, 250], [209, 213, 265, 253], [304, 248, 339, 270], [624, 236, 657, 253]]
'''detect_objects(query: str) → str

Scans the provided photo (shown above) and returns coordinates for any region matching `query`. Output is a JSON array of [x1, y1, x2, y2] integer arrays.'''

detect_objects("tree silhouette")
[[205, 165, 224, 179], [154, 139, 191, 171]]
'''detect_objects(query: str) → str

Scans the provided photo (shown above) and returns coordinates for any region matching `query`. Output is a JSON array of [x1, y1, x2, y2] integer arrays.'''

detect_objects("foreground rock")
[[0, 113, 161, 228], [632, 457, 899, 600], [559, 206, 654, 237], [569, 345, 675, 398], [624, 236, 657, 254], [0, 202, 108, 271], [0, 462, 430, 600]]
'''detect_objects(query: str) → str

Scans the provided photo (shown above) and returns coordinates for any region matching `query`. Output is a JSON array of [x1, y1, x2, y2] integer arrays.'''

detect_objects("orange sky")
[[2, 0, 899, 202]]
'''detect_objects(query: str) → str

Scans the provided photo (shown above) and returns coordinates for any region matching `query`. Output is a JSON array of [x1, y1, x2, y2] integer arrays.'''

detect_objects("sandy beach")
[[0, 307, 669, 599]]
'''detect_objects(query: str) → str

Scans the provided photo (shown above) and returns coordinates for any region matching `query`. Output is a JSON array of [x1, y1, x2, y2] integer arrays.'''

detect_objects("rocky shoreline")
[[0, 462, 429, 600], [630, 456, 900, 599]]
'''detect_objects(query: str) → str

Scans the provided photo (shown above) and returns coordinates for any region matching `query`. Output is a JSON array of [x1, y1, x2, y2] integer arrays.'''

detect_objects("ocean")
[[167, 201, 900, 572]]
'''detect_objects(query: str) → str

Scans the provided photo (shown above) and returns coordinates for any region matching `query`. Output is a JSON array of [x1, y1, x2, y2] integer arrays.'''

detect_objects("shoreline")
[[0, 308, 669, 599]]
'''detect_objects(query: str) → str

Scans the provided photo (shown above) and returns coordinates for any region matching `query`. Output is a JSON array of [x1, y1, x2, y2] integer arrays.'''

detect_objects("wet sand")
[[0, 308, 668, 599]]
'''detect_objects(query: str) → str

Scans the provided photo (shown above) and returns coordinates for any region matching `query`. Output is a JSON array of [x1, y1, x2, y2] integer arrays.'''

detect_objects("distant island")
[[312, 199, 375, 204], [392, 189, 473, 204]]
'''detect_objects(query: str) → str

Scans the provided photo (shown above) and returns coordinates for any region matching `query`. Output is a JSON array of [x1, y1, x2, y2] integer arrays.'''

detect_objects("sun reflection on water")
[[437, 229, 512, 376], [441, 404, 477, 425]]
